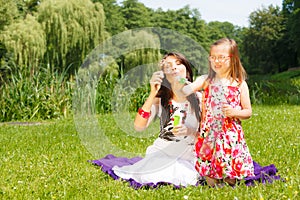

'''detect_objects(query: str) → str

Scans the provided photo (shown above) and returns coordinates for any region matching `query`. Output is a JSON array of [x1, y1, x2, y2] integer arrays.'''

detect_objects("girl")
[[182, 38, 254, 187]]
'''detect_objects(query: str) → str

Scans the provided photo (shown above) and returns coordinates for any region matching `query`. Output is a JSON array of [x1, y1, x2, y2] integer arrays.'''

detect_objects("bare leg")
[[205, 176, 219, 187], [224, 177, 236, 186]]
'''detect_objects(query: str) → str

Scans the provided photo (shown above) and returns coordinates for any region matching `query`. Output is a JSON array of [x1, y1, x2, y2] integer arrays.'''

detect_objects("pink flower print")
[[212, 86, 220, 93], [232, 148, 240, 157], [215, 159, 224, 177], [232, 158, 245, 177], [195, 137, 204, 157], [211, 100, 217, 109], [199, 142, 213, 161]]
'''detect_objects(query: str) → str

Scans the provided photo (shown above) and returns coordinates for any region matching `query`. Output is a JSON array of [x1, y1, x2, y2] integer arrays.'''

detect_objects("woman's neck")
[[171, 90, 187, 103], [169, 82, 187, 102]]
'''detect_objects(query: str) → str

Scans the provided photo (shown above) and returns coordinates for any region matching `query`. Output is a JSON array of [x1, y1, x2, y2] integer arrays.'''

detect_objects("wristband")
[[138, 108, 151, 119]]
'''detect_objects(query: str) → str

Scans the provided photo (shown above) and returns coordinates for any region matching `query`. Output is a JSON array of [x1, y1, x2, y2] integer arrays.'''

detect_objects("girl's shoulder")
[[239, 80, 249, 91], [228, 80, 249, 93], [230, 79, 247, 88]]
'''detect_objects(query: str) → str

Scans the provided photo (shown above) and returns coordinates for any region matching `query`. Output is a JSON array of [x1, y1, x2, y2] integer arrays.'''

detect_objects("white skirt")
[[112, 137, 200, 187]]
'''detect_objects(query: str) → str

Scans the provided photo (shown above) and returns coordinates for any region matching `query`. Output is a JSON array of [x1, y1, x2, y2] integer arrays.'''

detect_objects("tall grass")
[[0, 105, 299, 199], [0, 65, 73, 122], [1, 66, 299, 122]]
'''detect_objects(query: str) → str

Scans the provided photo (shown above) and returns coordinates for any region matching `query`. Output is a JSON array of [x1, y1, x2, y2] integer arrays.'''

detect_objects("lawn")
[[0, 105, 299, 200]]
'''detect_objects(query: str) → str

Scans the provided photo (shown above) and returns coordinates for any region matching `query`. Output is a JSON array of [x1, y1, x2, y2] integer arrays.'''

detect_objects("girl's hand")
[[150, 71, 164, 93], [222, 104, 235, 118]]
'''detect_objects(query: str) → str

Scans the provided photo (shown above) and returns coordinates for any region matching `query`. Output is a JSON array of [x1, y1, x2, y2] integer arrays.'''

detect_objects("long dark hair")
[[156, 52, 200, 127]]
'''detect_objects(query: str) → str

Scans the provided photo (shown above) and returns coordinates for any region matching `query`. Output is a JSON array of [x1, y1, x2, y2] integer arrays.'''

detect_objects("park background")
[[0, 0, 299, 199]]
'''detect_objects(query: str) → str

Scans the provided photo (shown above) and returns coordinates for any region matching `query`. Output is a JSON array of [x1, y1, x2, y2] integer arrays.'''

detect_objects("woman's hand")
[[173, 124, 187, 136], [173, 125, 197, 136], [150, 71, 164, 93]]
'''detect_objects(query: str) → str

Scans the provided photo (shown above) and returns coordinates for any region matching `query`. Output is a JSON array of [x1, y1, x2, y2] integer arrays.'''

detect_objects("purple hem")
[[89, 154, 282, 189]]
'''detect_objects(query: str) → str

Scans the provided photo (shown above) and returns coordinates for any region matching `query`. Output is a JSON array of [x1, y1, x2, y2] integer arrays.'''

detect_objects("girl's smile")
[[210, 45, 231, 78]]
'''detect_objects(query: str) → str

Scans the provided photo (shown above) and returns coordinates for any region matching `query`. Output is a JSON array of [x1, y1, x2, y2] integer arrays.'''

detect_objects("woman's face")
[[161, 55, 187, 83]]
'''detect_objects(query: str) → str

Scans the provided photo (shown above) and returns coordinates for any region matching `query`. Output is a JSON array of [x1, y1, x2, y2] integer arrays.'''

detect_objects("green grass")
[[270, 70, 300, 80], [248, 70, 300, 105], [0, 105, 299, 200]]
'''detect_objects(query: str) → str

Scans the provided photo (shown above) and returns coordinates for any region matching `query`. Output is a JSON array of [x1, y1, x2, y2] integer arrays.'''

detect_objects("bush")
[[248, 70, 300, 105]]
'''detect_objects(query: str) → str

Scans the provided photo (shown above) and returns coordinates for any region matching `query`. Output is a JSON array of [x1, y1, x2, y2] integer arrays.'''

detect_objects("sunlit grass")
[[0, 105, 299, 199]]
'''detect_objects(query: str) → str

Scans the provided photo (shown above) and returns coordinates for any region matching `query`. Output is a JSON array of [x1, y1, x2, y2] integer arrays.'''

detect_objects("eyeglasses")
[[208, 55, 232, 62]]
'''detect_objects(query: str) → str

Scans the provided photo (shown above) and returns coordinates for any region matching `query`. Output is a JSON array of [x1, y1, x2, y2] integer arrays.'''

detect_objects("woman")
[[92, 52, 203, 188]]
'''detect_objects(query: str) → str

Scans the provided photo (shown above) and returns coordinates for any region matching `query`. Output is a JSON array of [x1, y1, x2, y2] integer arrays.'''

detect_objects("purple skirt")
[[90, 154, 282, 189]]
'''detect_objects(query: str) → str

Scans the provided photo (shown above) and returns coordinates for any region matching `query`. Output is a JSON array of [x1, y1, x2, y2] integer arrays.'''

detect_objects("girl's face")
[[161, 55, 186, 83], [209, 45, 231, 78]]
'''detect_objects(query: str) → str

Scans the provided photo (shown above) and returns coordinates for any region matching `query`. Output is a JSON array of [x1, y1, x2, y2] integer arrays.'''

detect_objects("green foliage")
[[75, 55, 119, 114], [0, 105, 299, 199], [121, 0, 152, 29], [95, 74, 118, 113], [0, 65, 73, 122], [269, 69, 300, 80], [150, 6, 209, 50], [283, 0, 300, 65], [129, 84, 150, 112], [114, 29, 161, 72], [37, 0, 107, 73], [244, 5, 286, 74], [206, 21, 239, 43], [249, 70, 300, 105], [93, 0, 126, 35], [0, 0, 19, 30], [0, 14, 46, 70]]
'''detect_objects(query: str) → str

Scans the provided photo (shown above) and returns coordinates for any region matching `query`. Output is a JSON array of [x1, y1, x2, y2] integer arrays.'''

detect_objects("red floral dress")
[[195, 81, 254, 179]]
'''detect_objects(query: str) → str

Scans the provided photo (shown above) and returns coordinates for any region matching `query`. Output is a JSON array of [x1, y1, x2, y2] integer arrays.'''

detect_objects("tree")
[[0, 0, 20, 70], [282, 0, 300, 68], [0, 0, 20, 31], [37, 0, 108, 74], [0, 14, 46, 72], [92, 0, 126, 35], [0, 0, 43, 71], [121, 0, 152, 29], [150, 6, 207, 45], [206, 22, 235, 46], [243, 5, 285, 74]]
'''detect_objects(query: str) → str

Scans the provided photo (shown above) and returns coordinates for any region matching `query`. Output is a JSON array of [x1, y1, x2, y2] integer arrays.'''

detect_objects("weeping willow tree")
[[0, 0, 20, 30], [115, 29, 161, 75], [123, 30, 160, 70], [37, 0, 108, 74], [0, 14, 46, 72]]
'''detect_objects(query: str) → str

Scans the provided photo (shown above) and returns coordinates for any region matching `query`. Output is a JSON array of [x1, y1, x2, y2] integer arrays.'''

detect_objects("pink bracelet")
[[138, 108, 151, 119]]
